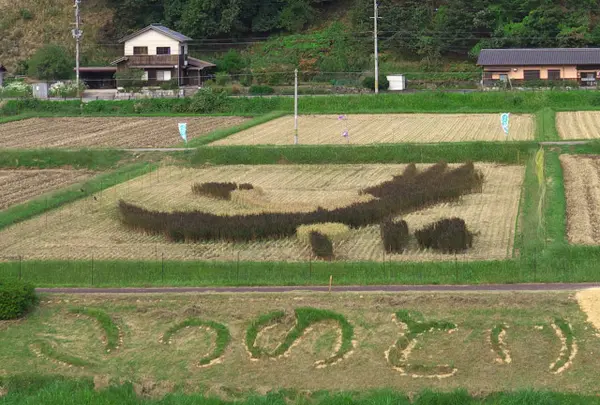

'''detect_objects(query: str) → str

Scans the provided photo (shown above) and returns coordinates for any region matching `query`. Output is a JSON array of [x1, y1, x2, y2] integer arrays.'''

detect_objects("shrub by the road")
[[0, 280, 37, 320]]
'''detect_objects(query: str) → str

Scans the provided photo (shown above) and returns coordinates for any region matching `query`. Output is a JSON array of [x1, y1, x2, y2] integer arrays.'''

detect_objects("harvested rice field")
[[560, 155, 600, 244], [0, 169, 93, 210], [0, 163, 524, 262], [557, 111, 600, 140], [210, 114, 535, 145], [0, 116, 249, 149]]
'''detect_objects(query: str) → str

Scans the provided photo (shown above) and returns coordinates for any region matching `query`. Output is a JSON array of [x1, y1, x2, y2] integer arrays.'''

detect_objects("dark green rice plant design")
[[161, 318, 231, 367], [386, 310, 457, 377], [246, 307, 354, 367]]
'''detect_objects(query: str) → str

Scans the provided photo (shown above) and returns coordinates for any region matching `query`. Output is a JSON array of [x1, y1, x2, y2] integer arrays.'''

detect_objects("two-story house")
[[79, 24, 215, 89]]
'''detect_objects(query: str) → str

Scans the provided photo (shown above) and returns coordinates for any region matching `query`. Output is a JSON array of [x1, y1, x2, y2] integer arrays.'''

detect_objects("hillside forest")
[[1, 0, 600, 80]]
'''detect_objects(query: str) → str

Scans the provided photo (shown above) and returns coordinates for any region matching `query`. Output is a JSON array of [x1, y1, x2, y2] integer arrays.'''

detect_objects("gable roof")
[[119, 24, 192, 44], [478, 48, 600, 66]]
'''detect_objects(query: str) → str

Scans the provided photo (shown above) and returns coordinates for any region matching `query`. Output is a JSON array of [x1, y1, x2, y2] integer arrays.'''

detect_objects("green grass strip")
[[535, 108, 559, 142], [388, 310, 456, 375], [69, 308, 120, 352], [246, 308, 354, 366], [0, 149, 126, 170], [551, 318, 575, 373], [162, 318, 231, 366], [186, 111, 286, 147], [193, 142, 535, 166], [31, 340, 93, 368], [0, 162, 155, 232]]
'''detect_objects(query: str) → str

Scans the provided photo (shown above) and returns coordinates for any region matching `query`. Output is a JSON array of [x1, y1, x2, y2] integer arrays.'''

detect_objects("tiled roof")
[[477, 48, 600, 66], [188, 57, 216, 69], [119, 24, 192, 43]]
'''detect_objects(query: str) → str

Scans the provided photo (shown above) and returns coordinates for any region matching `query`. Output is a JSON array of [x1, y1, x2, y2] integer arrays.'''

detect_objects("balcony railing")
[[126, 55, 180, 67]]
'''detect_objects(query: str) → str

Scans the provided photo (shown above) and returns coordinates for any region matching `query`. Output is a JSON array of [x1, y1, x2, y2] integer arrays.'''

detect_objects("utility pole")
[[371, 0, 380, 94], [72, 0, 83, 99]]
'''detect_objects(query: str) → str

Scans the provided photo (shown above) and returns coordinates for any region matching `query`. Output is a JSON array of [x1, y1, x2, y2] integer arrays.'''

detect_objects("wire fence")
[[0, 250, 596, 287]]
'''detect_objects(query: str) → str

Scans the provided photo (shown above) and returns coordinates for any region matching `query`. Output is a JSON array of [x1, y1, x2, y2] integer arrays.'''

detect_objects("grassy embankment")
[[0, 292, 594, 394]]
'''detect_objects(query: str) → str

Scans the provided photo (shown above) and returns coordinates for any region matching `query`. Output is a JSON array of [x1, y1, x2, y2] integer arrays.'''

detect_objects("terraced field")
[[210, 114, 535, 145], [0, 169, 93, 210], [0, 117, 249, 149], [0, 163, 524, 262]]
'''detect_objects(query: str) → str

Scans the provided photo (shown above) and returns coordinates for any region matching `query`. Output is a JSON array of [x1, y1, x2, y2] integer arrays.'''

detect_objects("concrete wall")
[[124, 30, 181, 56]]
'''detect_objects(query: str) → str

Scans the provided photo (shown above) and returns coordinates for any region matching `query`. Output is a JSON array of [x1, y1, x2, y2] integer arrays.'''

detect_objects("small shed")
[[0, 64, 6, 87]]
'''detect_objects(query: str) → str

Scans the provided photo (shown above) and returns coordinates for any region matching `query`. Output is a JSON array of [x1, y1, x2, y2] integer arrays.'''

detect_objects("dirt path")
[[36, 283, 600, 294], [576, 288, 600, 333]]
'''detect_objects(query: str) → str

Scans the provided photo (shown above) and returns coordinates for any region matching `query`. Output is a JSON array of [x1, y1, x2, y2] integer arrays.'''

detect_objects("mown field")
[[0, 169, 93, 210], [0, 117, 249, 149], [211, 114, 535, 146], [557, 111, 600, 140], [0, 291, 598, 395], [0, 163, 523, 262]]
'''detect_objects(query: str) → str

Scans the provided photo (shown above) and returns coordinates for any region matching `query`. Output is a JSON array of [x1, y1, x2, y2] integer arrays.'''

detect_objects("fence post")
[[91, 254, 94, 286], [236, 252, 240, 281], [161, 253, 165, 283], [455, 254, 458, 282], [309, 255, 312, 282], [19, 255, 22, 280]]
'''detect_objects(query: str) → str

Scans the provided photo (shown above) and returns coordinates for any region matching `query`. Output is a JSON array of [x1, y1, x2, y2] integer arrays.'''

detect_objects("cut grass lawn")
[[0, 292, 597, 394]]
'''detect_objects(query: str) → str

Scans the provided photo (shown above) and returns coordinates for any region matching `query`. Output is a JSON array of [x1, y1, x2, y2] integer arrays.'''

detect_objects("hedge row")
[[0, 280, 37, 320], [192, 182, 254, 200], [415, 218, 474, 253], [118, 162, 484, 242]]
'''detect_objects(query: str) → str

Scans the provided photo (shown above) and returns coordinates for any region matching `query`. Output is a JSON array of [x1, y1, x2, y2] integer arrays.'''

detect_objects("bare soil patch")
[[0, 169, 93, 210], [560, 155, 600, 244], [0, 117, 248, 149], [210, 114, 535, 146], [576, 289, 600, 334], [0, 163, 524, 262], [557, 111, 600, 140]]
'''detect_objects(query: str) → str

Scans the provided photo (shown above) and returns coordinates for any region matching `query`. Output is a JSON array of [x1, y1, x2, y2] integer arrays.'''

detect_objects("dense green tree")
[[27, 45, 73, 81]]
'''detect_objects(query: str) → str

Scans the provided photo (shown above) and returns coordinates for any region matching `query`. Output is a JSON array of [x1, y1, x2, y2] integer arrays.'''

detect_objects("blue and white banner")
[[501, 113, 510, 136], [178, 123, 188, 143]]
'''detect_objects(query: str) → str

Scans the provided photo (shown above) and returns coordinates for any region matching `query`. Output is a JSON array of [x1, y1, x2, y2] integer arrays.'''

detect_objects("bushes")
[[381, 220, 409, 253], [0, 280, 37, 320], [119, 162, 484, 243], [309, 231, 334, 260], [189, 87, 230, 113], [192, 182, 254, 200], [415, 218, 474, 253], [362, 75, 390, 91], [250, 85, 275, 95]]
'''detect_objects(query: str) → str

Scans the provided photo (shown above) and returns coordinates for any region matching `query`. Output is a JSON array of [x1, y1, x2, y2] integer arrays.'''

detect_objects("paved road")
[[36, 283, 600, 294]]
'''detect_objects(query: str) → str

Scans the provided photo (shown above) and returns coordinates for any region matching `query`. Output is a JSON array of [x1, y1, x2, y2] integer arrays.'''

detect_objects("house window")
[[157, 47, 171, 55], [141, 71, 149, 81], [524, 70, 541, 81], [548, 70, 561, 80], [499, 74, 508, 82], [133, 47, 148, 55], [156, 70, 172, 81]]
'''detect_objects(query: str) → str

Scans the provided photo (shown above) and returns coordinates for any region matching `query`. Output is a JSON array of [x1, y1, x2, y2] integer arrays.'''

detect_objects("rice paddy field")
[[210, 114, 535, 146], [560, 155, 600, 245], [557, 111, 600, 140], [0, 169, 93, 210], [0, 163, 524, 262], [0, 117, 249, 149]]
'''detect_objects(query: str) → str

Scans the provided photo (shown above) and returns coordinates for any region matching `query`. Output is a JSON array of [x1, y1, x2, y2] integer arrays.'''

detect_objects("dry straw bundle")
[[296, 223, 350, 245]]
